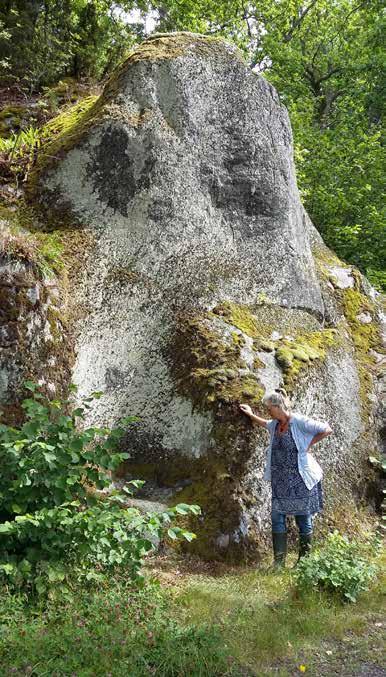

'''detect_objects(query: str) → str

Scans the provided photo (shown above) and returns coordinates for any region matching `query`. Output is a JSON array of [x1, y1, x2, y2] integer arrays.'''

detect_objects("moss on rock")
[[27, 96, 99, 193], [339, 279, 384, 415], [168, 309, 265, 411], [313, 244, 384, 417], [275, 329, 339, 391], [0, 204, 95, 424], [212, 300, 264, 338], [210, 299, 339, 393]]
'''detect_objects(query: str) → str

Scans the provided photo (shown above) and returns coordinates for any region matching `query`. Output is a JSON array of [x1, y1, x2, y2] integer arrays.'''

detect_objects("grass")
[[0, 551, 384, 677], [0, 576, 237, 677], [173, 566, 385, 674], [149, 549, 386, 675]]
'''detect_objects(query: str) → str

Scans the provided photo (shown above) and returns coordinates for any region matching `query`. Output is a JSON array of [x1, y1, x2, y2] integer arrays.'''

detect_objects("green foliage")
[[251, 1, 385, 288], [0, 126, 42, 183], [294, 530, 381, 602], [0, 126, 41, 155], [0, 219, 65, 279], [0, 383, 200, 594], [0, 1, 148, 89], [0, 96, 97, 184]]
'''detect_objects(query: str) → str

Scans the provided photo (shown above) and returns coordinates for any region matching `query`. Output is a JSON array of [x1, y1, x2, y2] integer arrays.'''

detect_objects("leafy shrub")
[[0, 383, 200, 595], [294, 529, 381, 602]]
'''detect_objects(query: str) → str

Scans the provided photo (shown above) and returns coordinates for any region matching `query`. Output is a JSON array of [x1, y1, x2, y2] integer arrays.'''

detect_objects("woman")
[[239, 389, 332, 568]]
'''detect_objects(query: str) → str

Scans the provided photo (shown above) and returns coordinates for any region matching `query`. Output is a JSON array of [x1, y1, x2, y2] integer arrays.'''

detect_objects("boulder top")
[[116, 30, 246, 69]]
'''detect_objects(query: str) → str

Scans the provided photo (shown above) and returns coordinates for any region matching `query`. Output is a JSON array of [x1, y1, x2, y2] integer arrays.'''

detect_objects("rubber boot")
[[293, 533, 312, 568], [272, 532, 287, 570]]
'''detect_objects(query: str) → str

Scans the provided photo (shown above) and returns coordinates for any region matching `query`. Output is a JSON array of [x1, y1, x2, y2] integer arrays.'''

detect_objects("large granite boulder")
[[2, 32, 384, 559]]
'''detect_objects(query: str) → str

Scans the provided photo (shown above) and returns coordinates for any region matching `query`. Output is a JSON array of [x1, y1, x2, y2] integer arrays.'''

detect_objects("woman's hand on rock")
[[239, 403, 253, 417]]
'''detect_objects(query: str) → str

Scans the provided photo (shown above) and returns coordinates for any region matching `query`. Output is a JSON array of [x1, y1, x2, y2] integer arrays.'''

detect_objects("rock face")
[[0, 230, 68, 424], [4, 32, 384, 558]]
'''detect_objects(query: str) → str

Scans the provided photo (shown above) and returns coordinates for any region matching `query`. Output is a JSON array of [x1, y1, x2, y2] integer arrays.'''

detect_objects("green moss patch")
[[27, 95, 99, 192], [312, 242, 347, 279], [0, 203, 85, 278], [168, 310, 264, 411], [0, 204, 94, 424], [313, 244, 384, 417], [275, 329, 339, 390], [210, 300, 338, 393], [340, 281, 383, 415], [162, 298, 341, 431], [212, 300, 319, 338], [212, 300, 264, 338]]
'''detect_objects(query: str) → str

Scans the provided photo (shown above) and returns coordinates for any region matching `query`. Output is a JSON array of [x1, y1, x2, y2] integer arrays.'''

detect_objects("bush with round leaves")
[[0, 383, 200, 595], [294, 529, 381, 603]]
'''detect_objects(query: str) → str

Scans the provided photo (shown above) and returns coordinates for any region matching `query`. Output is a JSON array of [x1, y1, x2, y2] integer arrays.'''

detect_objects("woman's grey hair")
[[262, 388, 291, 410]]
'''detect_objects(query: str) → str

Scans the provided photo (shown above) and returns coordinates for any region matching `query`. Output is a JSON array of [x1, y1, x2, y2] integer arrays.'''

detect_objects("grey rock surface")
[[0, 242, 69, 423], [3, 32, 382, 558]]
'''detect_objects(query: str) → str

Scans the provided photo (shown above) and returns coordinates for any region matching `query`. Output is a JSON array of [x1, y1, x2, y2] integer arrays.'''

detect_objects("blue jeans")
[[271, 510, 313, 535]]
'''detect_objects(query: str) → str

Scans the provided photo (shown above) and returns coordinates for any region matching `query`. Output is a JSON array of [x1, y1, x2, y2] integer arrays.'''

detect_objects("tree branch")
[[283, 0, 318, 43]]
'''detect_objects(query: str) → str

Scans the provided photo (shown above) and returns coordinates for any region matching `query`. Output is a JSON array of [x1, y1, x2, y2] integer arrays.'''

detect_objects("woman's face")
[[265, 403, 283, 419]]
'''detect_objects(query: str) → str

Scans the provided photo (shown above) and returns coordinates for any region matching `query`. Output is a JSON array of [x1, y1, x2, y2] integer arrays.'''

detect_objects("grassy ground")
[[0, 551, 385, 677], [149, 551, 385, 676]]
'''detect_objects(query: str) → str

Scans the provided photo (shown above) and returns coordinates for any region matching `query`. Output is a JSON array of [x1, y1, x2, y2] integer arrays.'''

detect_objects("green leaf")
[[72, 408, 85, 418], [175, 504, 189, 515], [22, 421, 40, 436], [43, 452, 57, 464], [70, 438, 84, 452], [120, 416, 141, 425], [128, 480, 145, 489], [24, 381, 38, 392], [35, 578, 47, 595], [11, 504, 24, 514]]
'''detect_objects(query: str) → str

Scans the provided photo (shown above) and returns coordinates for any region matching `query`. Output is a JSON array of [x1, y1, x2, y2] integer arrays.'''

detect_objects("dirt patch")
[[270, 618, 386, 676]]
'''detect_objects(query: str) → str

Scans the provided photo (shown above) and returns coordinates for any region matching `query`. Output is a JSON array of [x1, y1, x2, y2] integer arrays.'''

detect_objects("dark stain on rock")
[[147, 197, 175, 222], [200, 157, 283, 228], [89, 125, 156, 216]]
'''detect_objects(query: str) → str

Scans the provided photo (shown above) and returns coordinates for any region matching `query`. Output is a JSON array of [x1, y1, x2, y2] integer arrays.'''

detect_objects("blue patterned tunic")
[[271, 423, 324, 515]]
